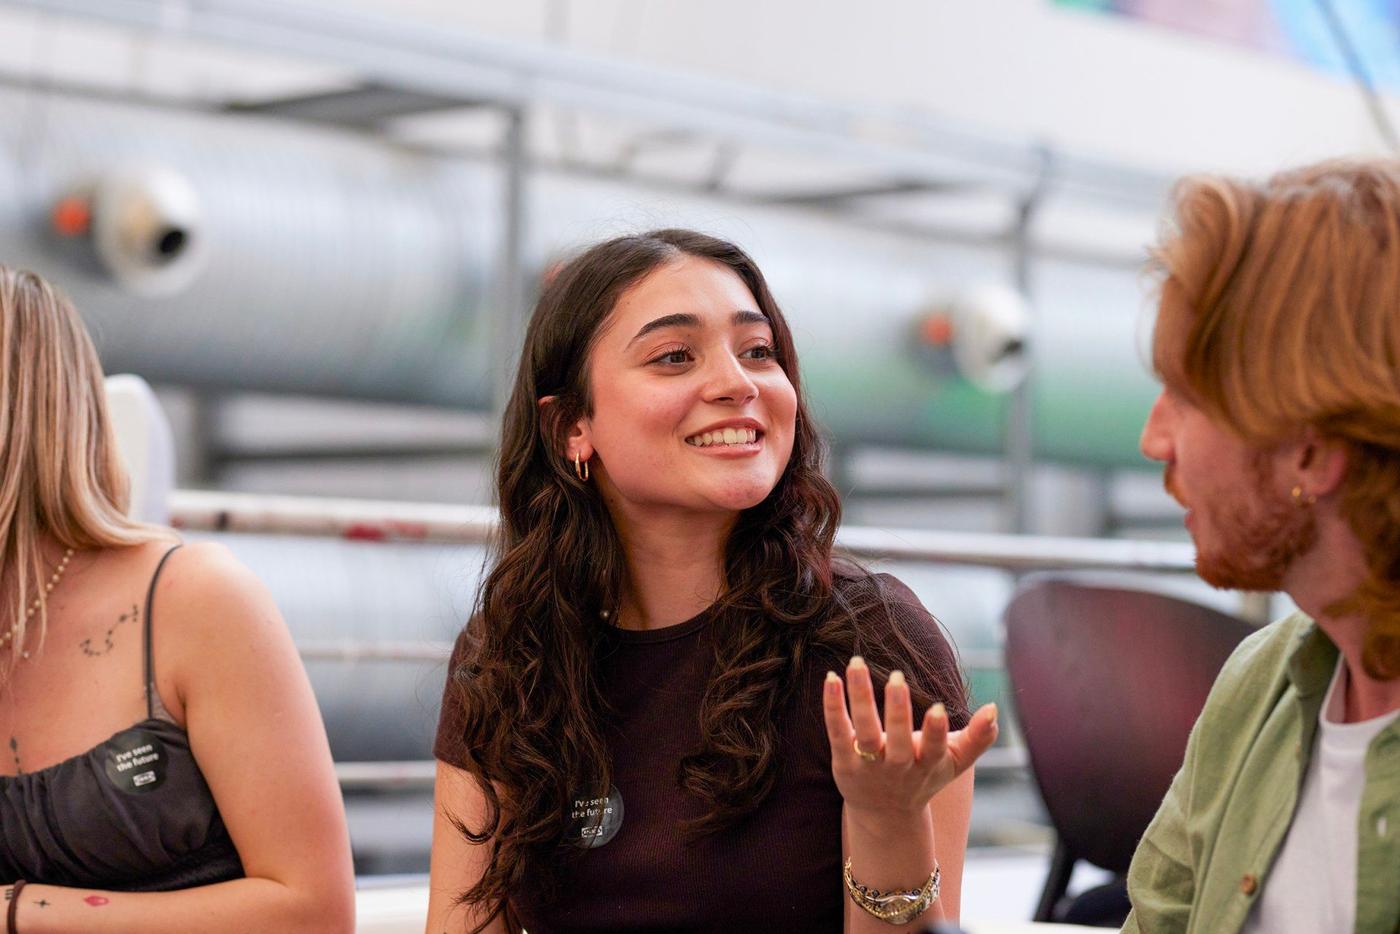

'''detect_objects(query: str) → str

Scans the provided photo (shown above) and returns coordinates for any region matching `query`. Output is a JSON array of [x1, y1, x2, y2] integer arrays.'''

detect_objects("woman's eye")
[[742, 344, 775, 361], [650, 348, 692, 366]]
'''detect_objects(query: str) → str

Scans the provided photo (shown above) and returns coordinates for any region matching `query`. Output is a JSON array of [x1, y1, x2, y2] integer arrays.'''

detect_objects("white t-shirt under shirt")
[[1243, 657, 1400, 934]]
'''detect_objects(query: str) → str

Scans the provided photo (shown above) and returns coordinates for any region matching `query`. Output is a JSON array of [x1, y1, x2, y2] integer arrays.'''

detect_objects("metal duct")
[[0, 86, 495, 405], [0, 86, 1159, 467]]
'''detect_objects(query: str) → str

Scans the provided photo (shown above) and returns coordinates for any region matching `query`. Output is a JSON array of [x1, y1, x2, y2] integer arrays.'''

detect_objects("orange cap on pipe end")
[[918, 312, 954, 347], [51, 197, 92, 236]]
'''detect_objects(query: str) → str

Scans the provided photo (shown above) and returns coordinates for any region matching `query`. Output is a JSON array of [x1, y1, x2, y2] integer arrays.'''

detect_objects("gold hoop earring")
[[574, 452, 590, 482], [1291, 485, 1316, 507]]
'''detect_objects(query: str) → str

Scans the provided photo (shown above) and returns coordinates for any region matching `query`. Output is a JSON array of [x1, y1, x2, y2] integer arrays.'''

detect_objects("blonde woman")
[[0, 267, 353, 933]]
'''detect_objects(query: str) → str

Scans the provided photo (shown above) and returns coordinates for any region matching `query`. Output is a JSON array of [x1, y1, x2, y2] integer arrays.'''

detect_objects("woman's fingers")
[[822, 670, 856, 761], [918, 701, 949, 765], [944, 703, 1000, 774], [846, 656, 884, 756], [826, 663, 992, 779], [824, 670, 997, 812], [882, 670, 915, 765]]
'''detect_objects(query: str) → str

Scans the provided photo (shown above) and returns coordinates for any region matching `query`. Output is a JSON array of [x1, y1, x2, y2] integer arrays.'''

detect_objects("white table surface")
[[354, 882, 1097, 934]]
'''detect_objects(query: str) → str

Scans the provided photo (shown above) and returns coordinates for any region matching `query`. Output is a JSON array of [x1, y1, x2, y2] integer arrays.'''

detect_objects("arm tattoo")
[[4, 885, 12, 901], [8, 735, 19, 775], [79, 604, 140, 657]]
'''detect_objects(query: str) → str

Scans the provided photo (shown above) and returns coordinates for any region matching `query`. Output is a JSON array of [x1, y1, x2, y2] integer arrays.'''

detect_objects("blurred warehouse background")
[[0, 0, 1396, 921]]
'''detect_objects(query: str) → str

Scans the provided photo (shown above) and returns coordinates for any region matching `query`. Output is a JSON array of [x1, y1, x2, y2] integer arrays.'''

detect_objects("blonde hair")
[[1152, 159, 1400, 680], [0, 266, 163, 679]]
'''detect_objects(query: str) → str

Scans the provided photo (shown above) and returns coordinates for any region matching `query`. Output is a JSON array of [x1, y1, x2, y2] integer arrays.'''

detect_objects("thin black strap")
[[144, 545, 183, 719]]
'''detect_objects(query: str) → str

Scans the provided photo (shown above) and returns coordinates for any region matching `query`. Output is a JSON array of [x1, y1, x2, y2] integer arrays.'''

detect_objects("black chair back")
[[1003, 578, 1257, 922]]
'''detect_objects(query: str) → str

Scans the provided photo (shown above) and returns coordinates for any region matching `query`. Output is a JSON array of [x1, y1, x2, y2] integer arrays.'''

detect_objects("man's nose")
[[1140, 391, 1173, 463]]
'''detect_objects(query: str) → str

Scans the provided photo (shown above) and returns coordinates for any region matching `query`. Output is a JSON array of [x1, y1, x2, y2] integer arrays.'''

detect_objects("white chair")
[[104, 374, 176, 524]]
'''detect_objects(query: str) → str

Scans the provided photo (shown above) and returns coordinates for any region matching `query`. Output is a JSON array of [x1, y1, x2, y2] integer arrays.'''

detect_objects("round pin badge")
[[102, 729, 168, 794], [565, 785, 624, 849]]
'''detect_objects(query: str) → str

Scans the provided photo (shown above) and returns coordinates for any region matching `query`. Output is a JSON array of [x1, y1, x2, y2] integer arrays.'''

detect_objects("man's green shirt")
[[1123, 611, 1400, 934]]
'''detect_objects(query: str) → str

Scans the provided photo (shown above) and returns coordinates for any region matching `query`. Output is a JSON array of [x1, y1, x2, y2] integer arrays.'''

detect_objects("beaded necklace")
[[1, 548, 75, 660]]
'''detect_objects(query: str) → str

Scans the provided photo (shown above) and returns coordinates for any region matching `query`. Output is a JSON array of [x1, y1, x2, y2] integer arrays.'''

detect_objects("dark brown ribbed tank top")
[[435, 572, 970, 933]]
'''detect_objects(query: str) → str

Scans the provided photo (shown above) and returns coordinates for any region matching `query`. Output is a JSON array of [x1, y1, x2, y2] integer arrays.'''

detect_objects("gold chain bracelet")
[[843, 857, 941, 925]]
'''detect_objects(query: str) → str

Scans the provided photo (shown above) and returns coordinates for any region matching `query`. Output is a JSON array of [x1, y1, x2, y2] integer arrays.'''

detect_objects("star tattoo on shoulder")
[[79, 604, 140, 657]]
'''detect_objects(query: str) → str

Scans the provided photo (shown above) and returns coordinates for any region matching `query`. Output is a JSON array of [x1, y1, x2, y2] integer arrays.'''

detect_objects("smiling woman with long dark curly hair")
[[427, 229, 999, 934]]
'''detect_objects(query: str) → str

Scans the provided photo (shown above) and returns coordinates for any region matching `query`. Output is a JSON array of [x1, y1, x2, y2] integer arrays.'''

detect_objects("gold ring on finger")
[[853, 737, 883, 762]]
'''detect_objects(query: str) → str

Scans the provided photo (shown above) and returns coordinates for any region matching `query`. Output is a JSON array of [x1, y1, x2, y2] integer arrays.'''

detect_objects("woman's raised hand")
[[823, 656, 998, 816]]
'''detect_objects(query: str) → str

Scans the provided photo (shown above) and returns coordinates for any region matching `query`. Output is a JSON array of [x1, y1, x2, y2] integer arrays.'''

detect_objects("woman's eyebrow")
[[628, 309, 768, 346], [629, 312, 699, 346], [733, 309, 768, 327]]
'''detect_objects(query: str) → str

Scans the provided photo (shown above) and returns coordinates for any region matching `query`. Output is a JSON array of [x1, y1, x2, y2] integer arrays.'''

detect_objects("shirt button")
[[1240, 874, 1258, 896]]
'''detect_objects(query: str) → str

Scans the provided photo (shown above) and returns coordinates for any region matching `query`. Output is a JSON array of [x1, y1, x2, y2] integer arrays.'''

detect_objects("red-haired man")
[[1125, 160, 1400, 933]]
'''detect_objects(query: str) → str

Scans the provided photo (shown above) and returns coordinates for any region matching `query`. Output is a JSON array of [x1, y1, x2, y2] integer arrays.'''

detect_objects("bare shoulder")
[[155, 541, 285, 646]]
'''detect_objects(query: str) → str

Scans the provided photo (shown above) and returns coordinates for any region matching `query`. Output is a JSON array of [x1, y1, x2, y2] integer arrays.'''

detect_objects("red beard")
[[1170, 457, 1318, 592]]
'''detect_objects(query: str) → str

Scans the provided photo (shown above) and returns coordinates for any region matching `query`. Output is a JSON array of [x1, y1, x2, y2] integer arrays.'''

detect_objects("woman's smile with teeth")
[[686, 428, 759, 447]]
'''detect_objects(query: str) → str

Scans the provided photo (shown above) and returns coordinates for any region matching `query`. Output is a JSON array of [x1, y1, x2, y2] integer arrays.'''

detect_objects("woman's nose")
[[704, 353, 759, 404]]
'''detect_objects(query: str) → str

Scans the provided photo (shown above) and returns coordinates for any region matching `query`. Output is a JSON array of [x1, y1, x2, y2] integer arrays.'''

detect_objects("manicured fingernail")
[[849, 655, 866, 669], [888, 670, 905, 687], [984, 703, 999, 725], [930, 702, 946, 720], [826, 670, 840, 685]]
